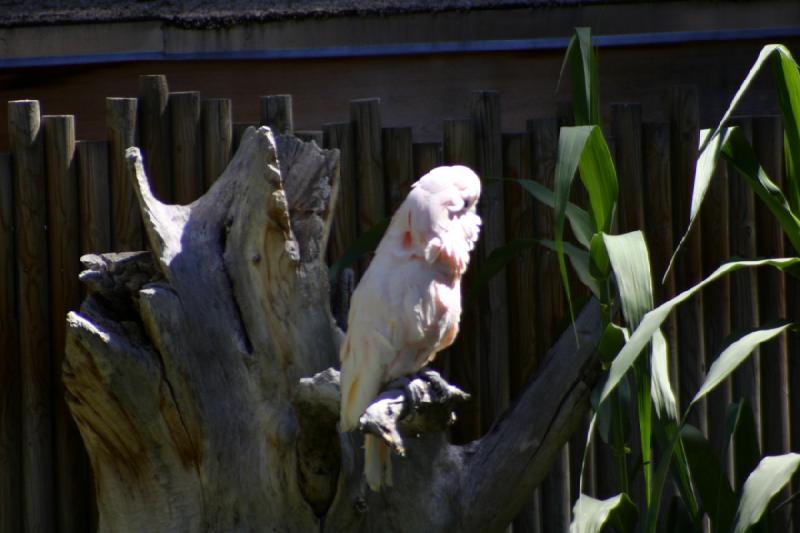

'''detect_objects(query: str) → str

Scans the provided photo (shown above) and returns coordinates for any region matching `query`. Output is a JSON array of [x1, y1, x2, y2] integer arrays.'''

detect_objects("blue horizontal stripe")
[[1, 26, 799, 69]]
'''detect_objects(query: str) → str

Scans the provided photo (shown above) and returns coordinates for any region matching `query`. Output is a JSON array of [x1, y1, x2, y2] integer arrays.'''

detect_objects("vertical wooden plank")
[[700, 161, 732, 462], [412, 142, 441, 177], [669, 86, 706, 429], [471, 91, 510, 430], [106, 97, 142, 252], [382, 126, 414, 212], [9, 99, 54, 533], [528, 117, 570, 530], [43, 115, 90, 533], [728, 118, 762, 449], [201, 98, 232, 190], [0, 152, 21, 533], [323, 122, 357, 330], [502, 133, 537, 394], [442, 118, 481, 443], [261, 95, 293, 135], [752, 116, 790, 461], [233, 123, 256, 153], [350, 99, 385, 235], [76, 141, 111, 256], [137, 74, 172, 202], [641, 122, 679, 408], [611, 104, 645, 233], [170, 91, 203, 204]]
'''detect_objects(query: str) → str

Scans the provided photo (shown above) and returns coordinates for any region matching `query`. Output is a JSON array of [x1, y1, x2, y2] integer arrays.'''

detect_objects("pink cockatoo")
[[339, 165, 482, 491]]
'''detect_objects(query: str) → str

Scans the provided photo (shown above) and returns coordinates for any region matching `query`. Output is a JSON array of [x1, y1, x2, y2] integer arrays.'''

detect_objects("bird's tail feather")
[[364, 434, 392, 491]]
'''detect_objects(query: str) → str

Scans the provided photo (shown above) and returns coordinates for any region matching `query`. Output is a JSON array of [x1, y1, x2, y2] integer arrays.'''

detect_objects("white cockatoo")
[[339, 165, 482, 491]]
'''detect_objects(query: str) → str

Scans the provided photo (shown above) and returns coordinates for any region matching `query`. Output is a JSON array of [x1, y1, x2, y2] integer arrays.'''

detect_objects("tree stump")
[[63, 126, 603, 532]]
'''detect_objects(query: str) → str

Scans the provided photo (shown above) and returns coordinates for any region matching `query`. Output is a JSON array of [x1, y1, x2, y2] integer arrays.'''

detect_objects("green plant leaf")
[[596, 322, 629, 366], [680, 424, 737, 532], [540, 239, 602, 298], [513, 178, 593, 247], [650, 327, 678, 422], [570, 493, 637, 533], [769, 47, 800, 212], [603, 231, 653, 329], [558, 27, 600, 127], [328, 218, 390, 282], [597, 257, 799, 410], [554, 125, 618, 325], [733, 454, 800, 533], [727, 399, 762, 494], [690, 322, 792, 408], [722, 126, 800, 254]]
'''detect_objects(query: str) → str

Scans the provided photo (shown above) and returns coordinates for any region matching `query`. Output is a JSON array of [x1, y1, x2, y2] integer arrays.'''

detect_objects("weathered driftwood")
[[63, 126, 603, 532]]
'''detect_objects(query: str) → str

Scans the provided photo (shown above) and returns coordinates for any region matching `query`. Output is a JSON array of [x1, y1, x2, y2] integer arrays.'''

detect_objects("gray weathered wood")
[[138, 74, 172, 202], [383, 126, 414, 212], [170, 91, 203, 204], [106, 97, 142, 251], [261, 94, 293, 135], [350, 98, 385, 234], [77, 140, 111, 256], [9, 99, 54, 533], [43, 115, 91, 533], [201, 98, 232, 190]]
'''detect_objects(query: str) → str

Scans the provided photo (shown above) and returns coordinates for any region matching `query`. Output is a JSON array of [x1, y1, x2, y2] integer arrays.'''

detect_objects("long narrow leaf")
[[770, 48, 800, 212], [681, 424, 737, 532], [540, 239, 602, 298], [554, 125, 618, 324], [513, 178, 593, 247], [733, 454, 800, 533], [691, 322, 793, 408], [570, 493, 637, 533], [722, 126, 800, 254], [727, 400, 762, 494], [650, 328, 678, 422], [598, 257, 799, 410]]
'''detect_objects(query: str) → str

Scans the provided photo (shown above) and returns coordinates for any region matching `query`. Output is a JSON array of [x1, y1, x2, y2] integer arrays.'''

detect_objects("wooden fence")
[[0, 75, 796, 531]]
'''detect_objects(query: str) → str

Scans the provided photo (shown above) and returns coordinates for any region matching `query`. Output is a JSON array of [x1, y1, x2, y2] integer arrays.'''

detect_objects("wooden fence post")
[[528, 116, 570, 531], [77, 140, 111, 256], [669, 86, 706, 430], [138, 75, 172, 202], [261, 95, 293, 135], [106, 97, 142, 251], [382, 126, 413, 212], [350, 98, 385, 236], [0, 151, 21, 533], [233, 123, 256, 152], [9, 99, 54, 533], [728, 118, 762, 453], [412, 142, 441, 177], [202, 98, 232, 190], [612, 104, 645, 233], [170, 91, 203, 204], [43, 115, 91, 533]]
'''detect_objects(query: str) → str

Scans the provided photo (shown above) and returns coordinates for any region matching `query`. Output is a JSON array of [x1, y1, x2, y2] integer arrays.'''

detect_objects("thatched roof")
[[0, 0, 631, 28]]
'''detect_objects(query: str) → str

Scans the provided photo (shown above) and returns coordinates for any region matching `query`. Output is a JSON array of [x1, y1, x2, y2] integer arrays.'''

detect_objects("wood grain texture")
[[106, 97, 142, 251], [170, 91, 203, 204], [137, 74, 172, 202], [752, 115, 790, 457], [322, 122, 356, 264], [669, 86, 706, 429], [9, 99, 54, 533], [232, 122, 256, 152], [77, 140, 111, 256], [350, 99, 385, 235], [0, 152, 21, 533], [382, 126, 413, 212], [728, 118, 761, 448], [612, 103, 644, 234], [260, 94, 293, 135], [43, 115, 92, 533], [412, 142, 441, 178], [201, 98, 232, 190]]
